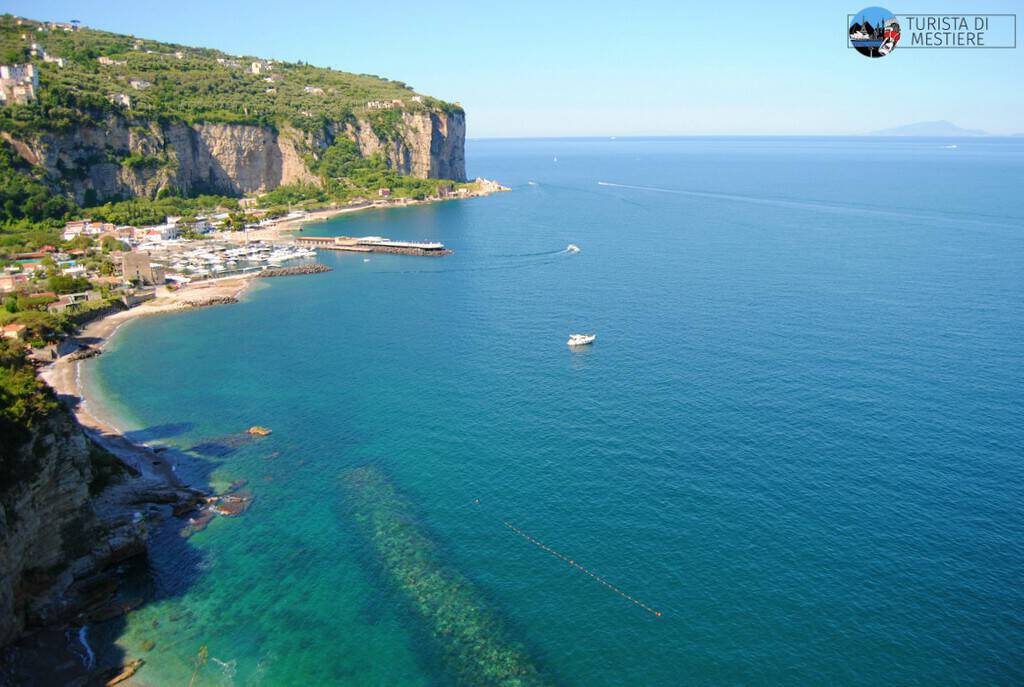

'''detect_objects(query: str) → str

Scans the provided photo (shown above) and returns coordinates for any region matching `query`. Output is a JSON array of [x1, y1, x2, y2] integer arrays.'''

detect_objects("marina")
[[137, 240, 319, 283]]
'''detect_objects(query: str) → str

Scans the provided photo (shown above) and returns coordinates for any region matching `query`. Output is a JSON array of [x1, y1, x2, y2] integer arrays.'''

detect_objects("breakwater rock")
[[259, 264, 332, 278], [341, 466, 554, 687], [67, 346, 102, 362], [180, 296, 239, 309]]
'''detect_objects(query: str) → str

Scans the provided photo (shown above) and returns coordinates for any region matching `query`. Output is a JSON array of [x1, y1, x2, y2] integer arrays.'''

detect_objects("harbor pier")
[[296, 235, 452, 256]]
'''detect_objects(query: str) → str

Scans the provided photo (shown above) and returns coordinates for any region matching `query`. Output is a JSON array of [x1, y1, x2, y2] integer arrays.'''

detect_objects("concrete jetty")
[[296, 235, 451, 256]]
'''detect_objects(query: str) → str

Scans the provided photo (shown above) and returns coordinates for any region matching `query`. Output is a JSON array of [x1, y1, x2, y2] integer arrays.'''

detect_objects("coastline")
[[0, 275, 264, 685], [40, 275, 255, 486], [232, 178, 510, 242], [34, 178, 509, 521]]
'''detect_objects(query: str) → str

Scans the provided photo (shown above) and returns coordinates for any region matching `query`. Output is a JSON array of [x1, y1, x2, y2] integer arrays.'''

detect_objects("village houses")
[[0, 64, 39, 105]]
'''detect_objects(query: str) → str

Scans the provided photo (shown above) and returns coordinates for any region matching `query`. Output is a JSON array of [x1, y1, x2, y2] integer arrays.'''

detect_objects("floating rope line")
[[493, 512, 663, 618]]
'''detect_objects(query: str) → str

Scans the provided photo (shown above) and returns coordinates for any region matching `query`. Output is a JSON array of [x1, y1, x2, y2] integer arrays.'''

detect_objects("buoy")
[[497, 518, 663, 618]]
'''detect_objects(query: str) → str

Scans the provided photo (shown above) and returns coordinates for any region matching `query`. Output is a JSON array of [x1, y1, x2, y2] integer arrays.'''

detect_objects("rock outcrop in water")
[[341, 466, 554, 687]]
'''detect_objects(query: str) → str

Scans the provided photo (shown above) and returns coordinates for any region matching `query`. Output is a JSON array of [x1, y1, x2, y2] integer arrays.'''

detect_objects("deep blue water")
[[86, 137, 1024, 685]]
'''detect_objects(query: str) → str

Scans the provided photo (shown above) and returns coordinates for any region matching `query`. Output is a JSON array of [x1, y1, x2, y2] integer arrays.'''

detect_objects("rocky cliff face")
[[346, 110, 466, 181], [6, 108, 466, 204], [0, 408, 144, 647]]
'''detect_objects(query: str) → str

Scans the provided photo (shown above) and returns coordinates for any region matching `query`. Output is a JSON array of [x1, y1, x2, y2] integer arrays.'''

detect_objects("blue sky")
[[7, 0, 1023, 137]]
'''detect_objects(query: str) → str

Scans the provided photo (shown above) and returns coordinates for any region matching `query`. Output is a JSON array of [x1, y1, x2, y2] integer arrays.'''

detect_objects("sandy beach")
[[39, 276, 255, 487]]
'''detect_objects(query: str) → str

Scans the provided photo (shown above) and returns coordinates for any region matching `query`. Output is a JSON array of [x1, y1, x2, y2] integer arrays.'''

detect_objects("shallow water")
[[85, 137, 1024, 685]]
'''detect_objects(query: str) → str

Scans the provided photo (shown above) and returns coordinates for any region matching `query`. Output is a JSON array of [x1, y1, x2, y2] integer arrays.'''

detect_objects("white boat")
[[567, 333, 596, 347], [566, 244, 580, 253]]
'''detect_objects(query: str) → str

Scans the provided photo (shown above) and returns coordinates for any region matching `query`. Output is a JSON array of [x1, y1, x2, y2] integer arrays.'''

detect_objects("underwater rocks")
[[100, 657, 144, 686], [178, 486, 254, 537], [341, 466, 554, 687]]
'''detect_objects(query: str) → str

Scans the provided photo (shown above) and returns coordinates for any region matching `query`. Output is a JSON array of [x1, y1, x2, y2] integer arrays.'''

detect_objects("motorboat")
[[567, 333, 596, 347]]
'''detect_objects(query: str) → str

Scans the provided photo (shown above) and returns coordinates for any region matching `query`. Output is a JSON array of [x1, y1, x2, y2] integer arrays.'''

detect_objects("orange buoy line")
[[498, 517, 663, 618]]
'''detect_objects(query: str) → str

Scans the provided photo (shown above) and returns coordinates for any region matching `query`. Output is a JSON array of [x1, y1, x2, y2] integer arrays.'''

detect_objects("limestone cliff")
[[5, 107, 466, 204], [0, 407, 145, 647]]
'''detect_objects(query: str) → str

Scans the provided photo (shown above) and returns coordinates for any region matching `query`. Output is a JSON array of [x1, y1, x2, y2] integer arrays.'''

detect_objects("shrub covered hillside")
[[0, 14, 472, 256], [0, 14, 460, 134]]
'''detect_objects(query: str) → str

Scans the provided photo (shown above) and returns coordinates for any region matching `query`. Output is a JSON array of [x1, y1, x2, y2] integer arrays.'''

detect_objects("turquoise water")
[[85, 137, 1024, 686]]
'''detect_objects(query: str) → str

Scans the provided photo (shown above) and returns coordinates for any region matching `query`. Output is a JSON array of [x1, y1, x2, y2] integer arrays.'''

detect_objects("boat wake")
[[597, 181, 1023, 231]]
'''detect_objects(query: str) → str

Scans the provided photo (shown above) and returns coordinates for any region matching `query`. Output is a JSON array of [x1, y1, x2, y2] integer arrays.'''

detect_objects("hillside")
[[0, 14, 467, 225]]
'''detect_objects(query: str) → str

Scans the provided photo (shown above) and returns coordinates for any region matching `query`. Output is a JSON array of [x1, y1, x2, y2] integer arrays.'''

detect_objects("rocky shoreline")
[[0, 275, 267, 684]]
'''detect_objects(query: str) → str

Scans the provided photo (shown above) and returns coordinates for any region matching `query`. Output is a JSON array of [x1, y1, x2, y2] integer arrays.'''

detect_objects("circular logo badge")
[[850, 6, 901, 58]]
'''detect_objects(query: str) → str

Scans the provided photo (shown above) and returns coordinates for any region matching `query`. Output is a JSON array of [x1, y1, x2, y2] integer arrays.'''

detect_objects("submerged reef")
[[341, 466, 554, 687]]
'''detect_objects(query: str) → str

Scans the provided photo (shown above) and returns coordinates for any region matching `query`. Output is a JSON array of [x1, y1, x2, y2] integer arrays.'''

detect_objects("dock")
[[296, 235, 451, 256]]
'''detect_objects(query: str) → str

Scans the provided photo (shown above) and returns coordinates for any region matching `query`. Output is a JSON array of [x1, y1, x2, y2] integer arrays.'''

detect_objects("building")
[[250, 61, 268, 75], [97, 56, 126, 66], [0, 64, 39, 105], [122, 252, 165, 285], [378, 188, 391, 197], [133, 223, 179, 242], [129, 78, 150, 90], [46, 290, 101, 314], [1, 324, 27, 341], [366, 99, 404, 110], [107, 92, 131, 108], [62, 220, 115, 241], [0, 272, 29, 293]]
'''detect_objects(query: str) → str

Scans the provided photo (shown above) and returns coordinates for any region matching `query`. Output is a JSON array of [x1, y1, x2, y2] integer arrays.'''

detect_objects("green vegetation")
[[48, 273, 90, 294], [0, 15, 469, 257], [304, 138, 469, 202], [0, 190, 242, 258], [122, 152, 167, 170], [0, 14, 460, 136], [0, 139, 71, 226], [88, 441, 127, 495], [82, 193, 239, 226], [0, 337, 56, 444]]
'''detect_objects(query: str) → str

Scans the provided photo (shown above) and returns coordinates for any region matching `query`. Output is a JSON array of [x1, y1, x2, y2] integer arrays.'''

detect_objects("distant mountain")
[[868, 121, 989, 137]]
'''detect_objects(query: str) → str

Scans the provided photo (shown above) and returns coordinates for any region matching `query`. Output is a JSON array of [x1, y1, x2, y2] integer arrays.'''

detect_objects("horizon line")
[[467, 133, 1021, 141]]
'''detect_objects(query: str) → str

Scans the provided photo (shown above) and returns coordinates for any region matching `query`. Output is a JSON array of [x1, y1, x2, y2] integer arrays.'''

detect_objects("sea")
[[77, 137, 1023, 686]]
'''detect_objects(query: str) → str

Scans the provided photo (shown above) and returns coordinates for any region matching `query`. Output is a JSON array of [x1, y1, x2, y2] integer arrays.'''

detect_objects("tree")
[[49, 274, 91, 295]]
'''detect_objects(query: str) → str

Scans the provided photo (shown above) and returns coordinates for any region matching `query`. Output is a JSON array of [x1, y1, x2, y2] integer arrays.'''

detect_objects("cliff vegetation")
[[0, 14, 469, 256]]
